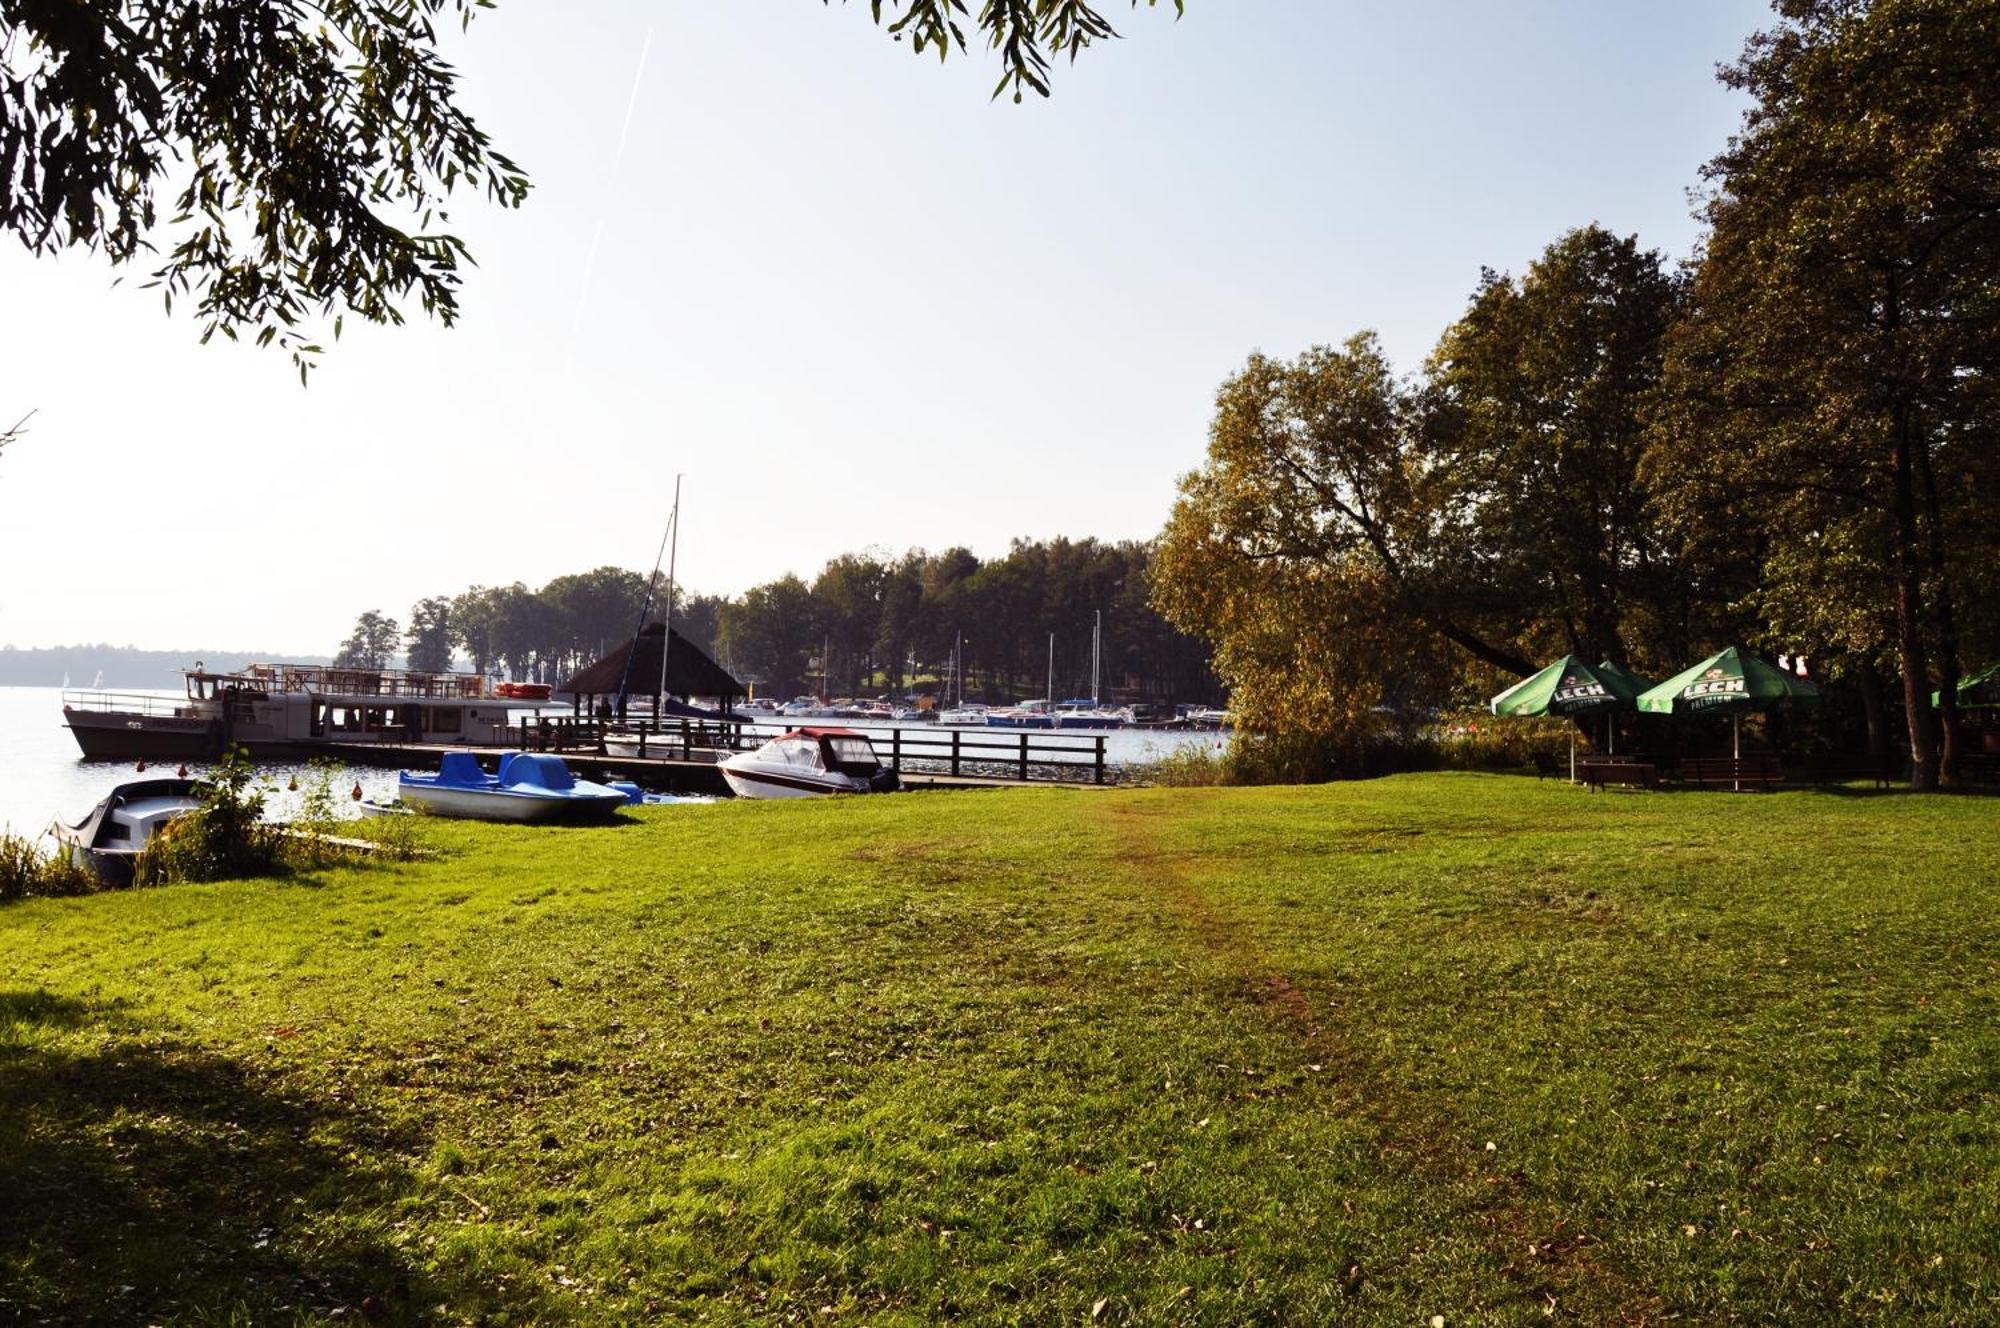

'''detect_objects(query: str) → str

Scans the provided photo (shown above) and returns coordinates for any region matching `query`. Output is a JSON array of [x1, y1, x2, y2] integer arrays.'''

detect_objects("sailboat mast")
[[1046, 632, 1054, 706], [655, 474, 682, 716], [1092, 609, 1101, 705]]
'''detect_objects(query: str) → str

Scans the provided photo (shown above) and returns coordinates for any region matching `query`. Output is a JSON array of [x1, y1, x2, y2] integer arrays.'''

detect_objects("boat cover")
[[435, 752, 496, 787], [52, 779, 208, 849], [497, 753, 577, 791]]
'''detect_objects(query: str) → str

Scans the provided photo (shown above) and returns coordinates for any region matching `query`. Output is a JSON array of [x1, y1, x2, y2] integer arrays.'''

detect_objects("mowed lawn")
[[3, 776, 1997, 1325]]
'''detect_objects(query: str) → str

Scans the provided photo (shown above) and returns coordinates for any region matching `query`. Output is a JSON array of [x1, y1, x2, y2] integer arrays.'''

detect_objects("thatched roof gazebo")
[[559, 623, 744, 719]]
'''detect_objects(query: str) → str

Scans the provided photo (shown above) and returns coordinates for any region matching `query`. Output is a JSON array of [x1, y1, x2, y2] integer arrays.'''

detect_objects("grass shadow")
[[0, 991, 440, 1323]]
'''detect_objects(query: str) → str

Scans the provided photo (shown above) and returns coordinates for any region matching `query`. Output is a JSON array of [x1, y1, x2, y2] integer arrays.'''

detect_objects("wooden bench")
[[1677, 755, 1784, 790], [1960, 753, 2000, 787], [1808, 755, 1898, 789], [1580, 760, 1659, 791]]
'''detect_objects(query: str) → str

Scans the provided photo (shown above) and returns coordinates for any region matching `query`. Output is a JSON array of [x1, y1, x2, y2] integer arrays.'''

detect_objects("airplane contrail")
[[568, 24, 657, 374]]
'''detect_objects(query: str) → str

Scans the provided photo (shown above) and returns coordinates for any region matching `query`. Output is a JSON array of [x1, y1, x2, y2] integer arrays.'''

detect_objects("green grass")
[[3, 775, 1997, 1324]]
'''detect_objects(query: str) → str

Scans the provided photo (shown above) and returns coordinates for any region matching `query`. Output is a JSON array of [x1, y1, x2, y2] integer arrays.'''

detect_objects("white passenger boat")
[[60, 662, 566, 761], [719, 728, 902, 799], [49, 779, 209, 884]]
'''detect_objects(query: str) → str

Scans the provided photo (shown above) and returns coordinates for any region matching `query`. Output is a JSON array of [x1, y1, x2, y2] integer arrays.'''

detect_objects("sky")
[[0, 0, 1771, 655]]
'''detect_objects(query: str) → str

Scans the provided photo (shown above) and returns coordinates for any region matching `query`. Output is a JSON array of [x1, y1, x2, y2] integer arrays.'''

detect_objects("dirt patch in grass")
[[1093, 794, 1659, 1323]]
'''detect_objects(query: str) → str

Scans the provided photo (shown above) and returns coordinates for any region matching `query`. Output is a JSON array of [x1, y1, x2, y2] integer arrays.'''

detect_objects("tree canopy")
[[1155, 227, 1686, 777], [1155, 1, 2000, 789], [845, 0, 1183, 101], [1647, 0, 2000, 788], [0, 2, 1178, 374]]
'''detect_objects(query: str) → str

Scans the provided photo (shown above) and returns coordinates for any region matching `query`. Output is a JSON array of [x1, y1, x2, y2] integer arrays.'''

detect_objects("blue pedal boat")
[[398, 752, 628, 823]]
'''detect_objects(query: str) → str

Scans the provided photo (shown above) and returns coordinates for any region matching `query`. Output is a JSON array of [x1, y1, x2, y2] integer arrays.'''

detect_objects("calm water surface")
[[0, 686, 402, 838], [0, 686, 1228, 837]]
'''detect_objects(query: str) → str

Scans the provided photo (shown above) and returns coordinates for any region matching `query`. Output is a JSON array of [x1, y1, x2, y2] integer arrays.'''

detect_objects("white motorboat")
[[719, 728, 902, 799], [398, 752, 628, 823], [935, 704, 989, 726], [49, 778, 209, 884]]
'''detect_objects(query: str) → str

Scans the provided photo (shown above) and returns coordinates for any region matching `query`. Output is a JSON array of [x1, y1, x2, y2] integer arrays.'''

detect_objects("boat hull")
[[399, 783, 624, 822], [718, 760, 900, 799], [719, 762, 861, 798], [64, 710, 222, 760], [54, 841, 141, 886]]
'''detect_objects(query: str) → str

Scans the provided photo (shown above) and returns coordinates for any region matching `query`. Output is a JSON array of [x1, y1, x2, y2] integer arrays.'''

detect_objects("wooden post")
[[1094, 735, 1106, 785], [891, 727, 902, 772], [951, 728, 961, 777], [1019, 732, 1029, 783], [681, 720, 692, 761]]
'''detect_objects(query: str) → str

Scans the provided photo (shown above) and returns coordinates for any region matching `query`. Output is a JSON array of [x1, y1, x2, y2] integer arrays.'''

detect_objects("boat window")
[[823, 737, 878, 772], [767, 738, 821, 769], [102, 822, 130, 841], [432, 707, 463, 734]]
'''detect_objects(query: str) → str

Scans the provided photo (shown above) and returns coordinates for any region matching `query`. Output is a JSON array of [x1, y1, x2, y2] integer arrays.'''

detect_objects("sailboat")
[[935, 631, 987, 725], [1055, 611, 1126, 729], [600, 478, 738, 758]]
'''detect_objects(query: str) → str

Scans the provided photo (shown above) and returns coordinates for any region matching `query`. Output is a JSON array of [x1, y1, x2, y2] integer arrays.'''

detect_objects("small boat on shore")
[[398, 753, 628, 823], [719, 728, 902, 799], [49, 778, 209, 884]]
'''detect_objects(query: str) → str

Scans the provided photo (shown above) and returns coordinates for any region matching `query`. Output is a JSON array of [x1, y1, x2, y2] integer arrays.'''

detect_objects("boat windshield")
[[760, 737, 823, 770], [821, 736, 879, 773]]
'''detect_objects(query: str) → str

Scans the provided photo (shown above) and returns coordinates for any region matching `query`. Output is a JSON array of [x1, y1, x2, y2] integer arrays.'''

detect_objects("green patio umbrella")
[[1933, 662, 2000, 710], [1491, 655, 1644, 781], [1637, 646, 1821, 783]]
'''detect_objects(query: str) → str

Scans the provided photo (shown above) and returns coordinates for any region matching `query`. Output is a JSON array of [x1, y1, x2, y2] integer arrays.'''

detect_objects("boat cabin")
[[759, 728, 884, 776]]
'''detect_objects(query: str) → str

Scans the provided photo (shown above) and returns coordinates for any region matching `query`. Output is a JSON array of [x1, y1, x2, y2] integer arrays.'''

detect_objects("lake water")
[[0, 686, 406, 839], [0, 686, 1228, 837]]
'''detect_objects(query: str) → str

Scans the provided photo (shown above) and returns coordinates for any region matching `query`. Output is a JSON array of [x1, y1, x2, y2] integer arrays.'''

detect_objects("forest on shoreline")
[[329, 536, 1222, 706]]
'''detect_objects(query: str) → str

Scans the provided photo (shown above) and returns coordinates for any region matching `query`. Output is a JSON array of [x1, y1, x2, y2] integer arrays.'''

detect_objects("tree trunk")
[[1856, 655, 1889, 761], [1890, 398, 1939, 790], [1913, 432, 1962, 785]]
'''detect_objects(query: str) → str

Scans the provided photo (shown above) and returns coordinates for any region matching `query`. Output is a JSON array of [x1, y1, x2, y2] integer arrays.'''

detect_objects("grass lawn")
[[3, 774, 1998, 1324]]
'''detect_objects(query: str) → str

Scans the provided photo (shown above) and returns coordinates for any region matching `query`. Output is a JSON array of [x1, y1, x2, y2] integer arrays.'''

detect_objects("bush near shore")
[[2, 775, 1996, 1324]]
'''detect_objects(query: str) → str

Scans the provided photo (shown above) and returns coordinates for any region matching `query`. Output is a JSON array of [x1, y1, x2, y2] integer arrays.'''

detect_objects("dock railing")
[[525, 717, 1116, 785]]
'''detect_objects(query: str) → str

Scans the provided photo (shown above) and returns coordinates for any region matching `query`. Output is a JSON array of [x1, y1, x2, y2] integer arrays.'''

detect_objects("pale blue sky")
[[0, 0, 1769, 654]]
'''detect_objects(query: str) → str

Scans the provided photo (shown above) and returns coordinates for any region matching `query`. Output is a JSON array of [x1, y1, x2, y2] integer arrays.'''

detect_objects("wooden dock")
[[316, 719, 1122, 795]]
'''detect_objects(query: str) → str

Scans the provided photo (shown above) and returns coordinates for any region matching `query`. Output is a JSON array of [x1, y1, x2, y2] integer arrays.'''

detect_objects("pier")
[[319, 718, 1120, 795]]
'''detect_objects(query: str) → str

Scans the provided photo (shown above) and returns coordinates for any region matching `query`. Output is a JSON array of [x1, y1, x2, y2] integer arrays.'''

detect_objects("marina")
[[0, 685, 1229, 835]]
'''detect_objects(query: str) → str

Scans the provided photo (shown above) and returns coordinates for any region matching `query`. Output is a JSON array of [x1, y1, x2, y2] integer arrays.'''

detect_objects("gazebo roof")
[[560, 623, 743, 700]]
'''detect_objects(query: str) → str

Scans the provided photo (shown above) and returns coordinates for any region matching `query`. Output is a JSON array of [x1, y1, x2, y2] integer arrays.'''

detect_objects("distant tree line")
[[1157, 0, 1999, 789], [333, 537, 1220, 704]]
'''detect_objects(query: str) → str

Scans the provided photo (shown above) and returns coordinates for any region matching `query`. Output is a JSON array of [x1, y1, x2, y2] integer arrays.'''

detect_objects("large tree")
[[1153, 335, 1480, 777], [1, 1, 1179, 372], [1155, 228, 1693, 771], [1427, 226, 1683, 666], [1647, 0, 2000, 789], [716, 575, 820, 699], [404, 596, 455, 673], [333, 609, 399, 670]]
